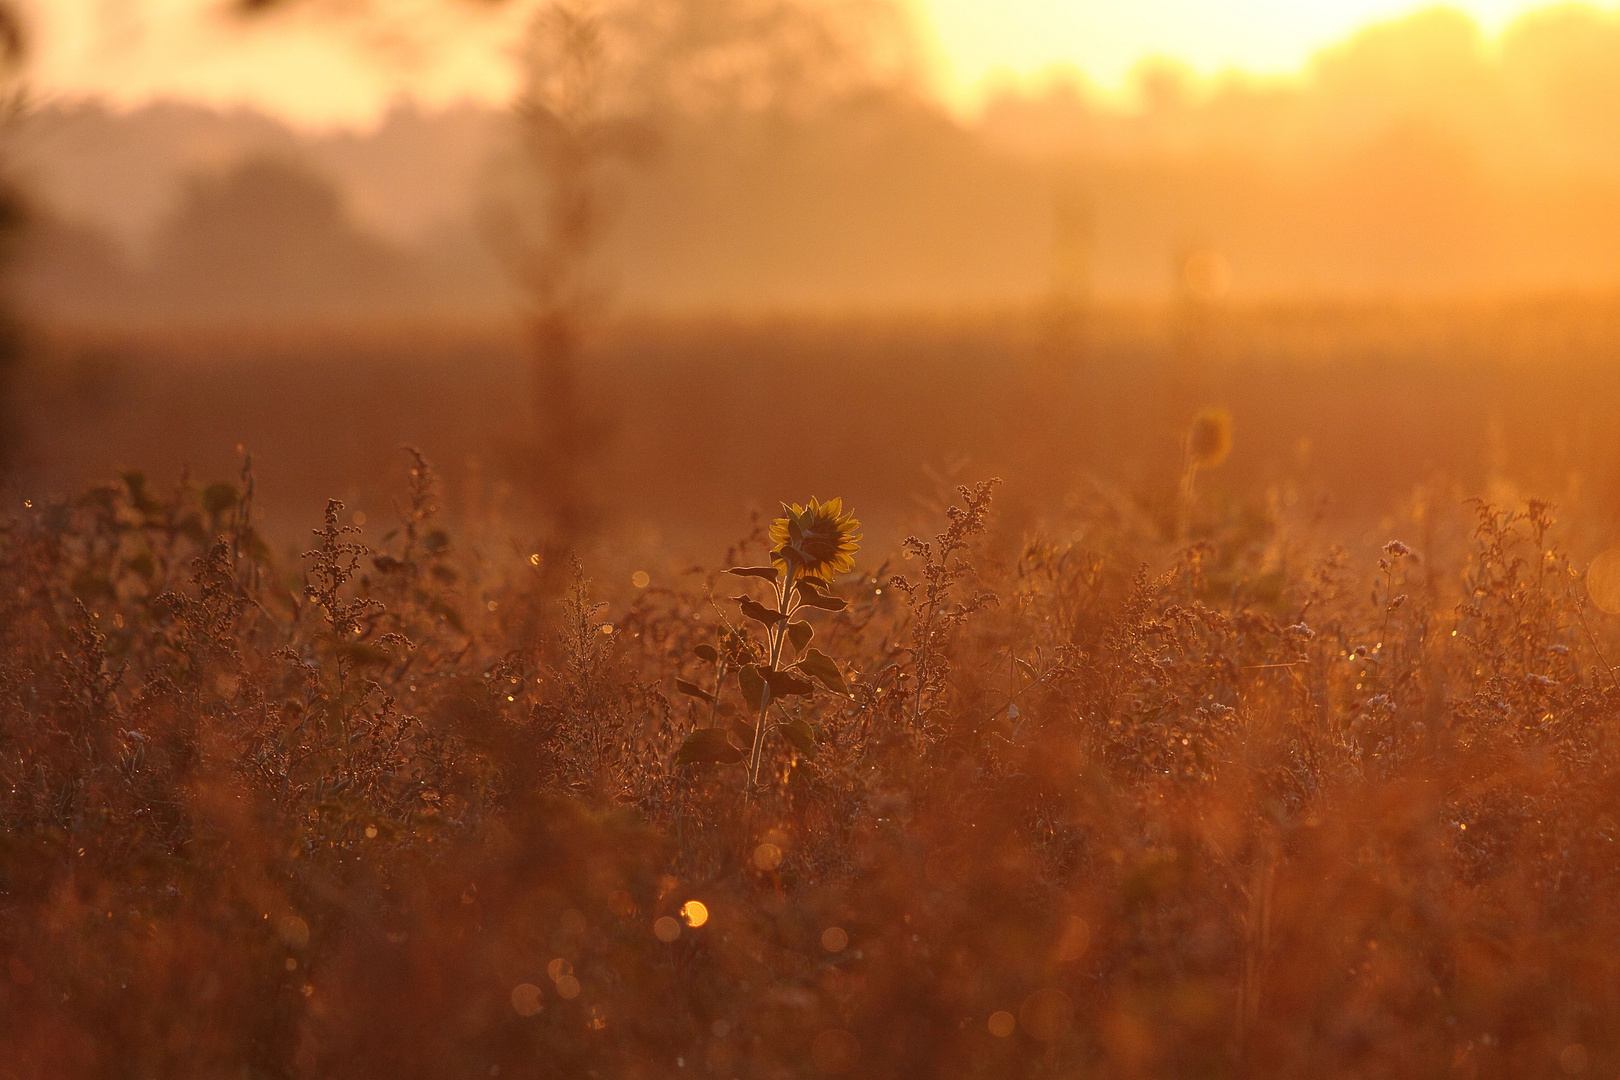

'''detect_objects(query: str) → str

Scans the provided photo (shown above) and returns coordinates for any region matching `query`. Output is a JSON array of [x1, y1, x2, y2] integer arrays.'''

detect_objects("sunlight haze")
[[915, 0, 1573, 104], [16, 0, 1602, 127]]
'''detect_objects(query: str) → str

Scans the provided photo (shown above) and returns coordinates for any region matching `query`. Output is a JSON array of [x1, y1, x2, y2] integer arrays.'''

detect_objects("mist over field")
[[14, 4, 1620, 325], [10, 4, 1620, 548]]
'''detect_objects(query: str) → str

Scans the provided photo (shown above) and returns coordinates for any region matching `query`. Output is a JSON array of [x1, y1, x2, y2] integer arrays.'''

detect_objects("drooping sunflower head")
[[769, 497, 861, 583]]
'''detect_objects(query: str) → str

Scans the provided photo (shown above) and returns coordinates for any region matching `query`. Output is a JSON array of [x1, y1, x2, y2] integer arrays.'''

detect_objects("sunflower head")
[[1187, 408, 1233, 469], [769, 497, 861, 583]]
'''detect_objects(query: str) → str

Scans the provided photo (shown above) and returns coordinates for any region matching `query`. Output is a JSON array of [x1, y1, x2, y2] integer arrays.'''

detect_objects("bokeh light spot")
[[821, 926, 848, 953], [1588, 550, 1620, 614], [278, 915, 310, 949], [547, 958, 572, 983], [654, 916, 682, 942], [680, 900, 708, 927], [555, 974, 581, 1000], [632, 571, 650, 588], [987, 1011, 1016, 1037], [753, 843, 783, 871], [510, 983, 543, 1016]]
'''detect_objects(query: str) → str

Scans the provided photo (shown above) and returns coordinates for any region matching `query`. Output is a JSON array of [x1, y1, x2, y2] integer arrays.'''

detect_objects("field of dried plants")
[[6, 303, 1620, 1079]]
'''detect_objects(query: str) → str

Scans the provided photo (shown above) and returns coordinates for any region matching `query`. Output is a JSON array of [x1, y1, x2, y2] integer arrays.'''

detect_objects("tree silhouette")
[[147, 156, 411, 320], [0, 2, 27, 478]]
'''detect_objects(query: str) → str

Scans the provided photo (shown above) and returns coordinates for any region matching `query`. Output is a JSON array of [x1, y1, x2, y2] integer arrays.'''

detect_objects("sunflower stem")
[[747, 563, 797, 793], [1177, 442, 1199, 545]]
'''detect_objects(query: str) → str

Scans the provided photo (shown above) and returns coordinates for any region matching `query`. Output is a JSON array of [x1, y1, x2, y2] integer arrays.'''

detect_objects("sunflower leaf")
[[795, 649, 850, 696], [674, 679, 714, 703], [676, 728, 744, 766], [693, 644, 719, 664], [794, 581, 848, 612], [786, 620, 814, 656], [726, 566, 779, 582], [733, 595, 786, 626], [781, 718, 817, 758], [763, 667, 816, 697], [738, 664, 771, 710]]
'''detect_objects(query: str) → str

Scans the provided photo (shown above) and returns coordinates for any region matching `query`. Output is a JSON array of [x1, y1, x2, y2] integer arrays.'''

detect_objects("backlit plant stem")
[[912, 601, 934, 729], [1177, 445, 1199, 544], [747, 563, 799, 792]]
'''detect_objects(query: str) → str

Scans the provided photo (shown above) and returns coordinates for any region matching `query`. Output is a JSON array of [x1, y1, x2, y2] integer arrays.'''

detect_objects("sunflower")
[[769, 497, 861, 583], [1187, 408, 1233, 469]]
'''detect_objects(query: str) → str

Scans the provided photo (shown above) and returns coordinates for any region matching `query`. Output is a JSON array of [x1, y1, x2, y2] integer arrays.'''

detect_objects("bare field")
[[15, 299, 1620, 550]]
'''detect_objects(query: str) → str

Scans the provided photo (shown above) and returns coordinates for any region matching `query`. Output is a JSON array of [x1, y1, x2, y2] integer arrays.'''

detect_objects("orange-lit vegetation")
[[7, 361, 1620, 1075], [16, 1, 1620, 1076]]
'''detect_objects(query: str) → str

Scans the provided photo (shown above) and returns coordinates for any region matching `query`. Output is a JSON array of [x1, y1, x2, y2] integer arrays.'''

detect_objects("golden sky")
[[17, 0, 1595, 128], [919, 0, 1565, 99]]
